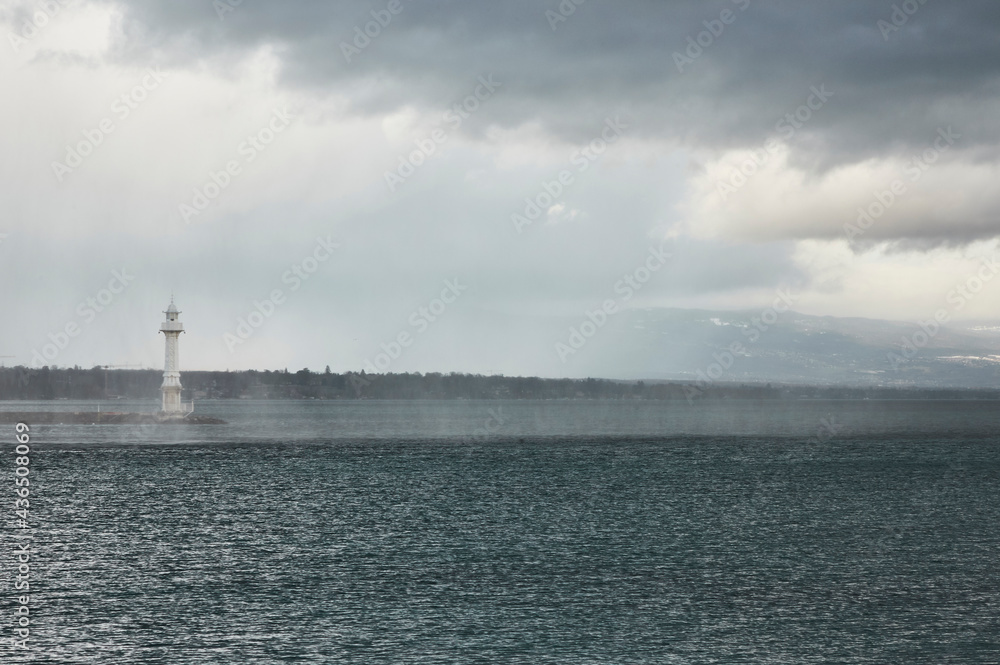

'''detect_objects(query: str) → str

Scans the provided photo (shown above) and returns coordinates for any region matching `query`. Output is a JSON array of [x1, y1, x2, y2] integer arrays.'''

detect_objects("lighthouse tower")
[[159, 297, 186, 415]]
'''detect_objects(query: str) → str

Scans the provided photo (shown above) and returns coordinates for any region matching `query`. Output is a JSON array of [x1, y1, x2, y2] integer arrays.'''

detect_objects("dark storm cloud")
[[9, 0, 1000, 374], [102, 0, 1000, 163]]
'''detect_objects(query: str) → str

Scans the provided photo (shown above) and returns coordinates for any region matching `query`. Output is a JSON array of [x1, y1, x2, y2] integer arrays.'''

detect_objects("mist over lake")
[[4, 399, 997, 663], [7, 0, 1000, 661]]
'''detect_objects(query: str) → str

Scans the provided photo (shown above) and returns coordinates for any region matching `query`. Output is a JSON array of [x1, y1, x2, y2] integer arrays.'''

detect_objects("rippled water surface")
[[4, 400, 1000, 663]]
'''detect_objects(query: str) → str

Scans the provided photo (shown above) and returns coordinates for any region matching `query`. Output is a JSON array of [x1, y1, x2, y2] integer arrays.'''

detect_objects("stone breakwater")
[[0, 412, 226, 425]]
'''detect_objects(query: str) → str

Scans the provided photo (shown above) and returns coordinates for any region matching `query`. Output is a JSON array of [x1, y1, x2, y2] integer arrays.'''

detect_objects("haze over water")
[[7, 1, 1000, 661], [10, 399, 1000, 663]]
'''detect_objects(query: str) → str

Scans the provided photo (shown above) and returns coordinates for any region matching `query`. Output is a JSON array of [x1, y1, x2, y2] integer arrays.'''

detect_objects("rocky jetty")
[[0, 412, 226, 425]]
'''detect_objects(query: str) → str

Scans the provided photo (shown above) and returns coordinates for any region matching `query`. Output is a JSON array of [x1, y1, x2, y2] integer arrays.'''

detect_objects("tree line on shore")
[[1, 366, 998, 401]]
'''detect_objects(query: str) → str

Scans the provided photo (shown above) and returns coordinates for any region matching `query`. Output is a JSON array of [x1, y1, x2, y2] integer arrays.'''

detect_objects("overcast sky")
[[3, 0, 1000, 376]]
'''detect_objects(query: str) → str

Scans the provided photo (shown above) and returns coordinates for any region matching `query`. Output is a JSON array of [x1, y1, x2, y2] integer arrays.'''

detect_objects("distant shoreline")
[[2, 367, 998, 402]]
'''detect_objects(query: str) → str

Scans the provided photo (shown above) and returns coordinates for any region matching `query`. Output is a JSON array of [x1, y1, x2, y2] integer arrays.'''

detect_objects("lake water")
[[4, 400, 1000, 663]]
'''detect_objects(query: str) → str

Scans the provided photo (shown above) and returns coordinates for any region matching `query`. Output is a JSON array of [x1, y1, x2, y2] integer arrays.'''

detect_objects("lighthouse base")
[[155, 410, 195, 423], [160, 386, 192, 418], [161, 372, 188, 413]]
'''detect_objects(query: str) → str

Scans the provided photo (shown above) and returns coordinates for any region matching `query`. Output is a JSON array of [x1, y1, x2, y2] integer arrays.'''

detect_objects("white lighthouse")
[[159, 297, 187, 416]]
